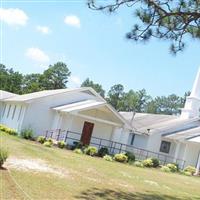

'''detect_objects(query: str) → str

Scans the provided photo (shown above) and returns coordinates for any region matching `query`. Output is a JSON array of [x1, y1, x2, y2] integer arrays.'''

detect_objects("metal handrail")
[[44, 129, 186, 169]]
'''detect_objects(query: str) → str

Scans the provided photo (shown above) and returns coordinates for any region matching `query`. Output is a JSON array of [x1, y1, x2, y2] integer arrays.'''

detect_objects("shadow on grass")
[[0, 166, 7, 170], [75, 187, 188, 200]]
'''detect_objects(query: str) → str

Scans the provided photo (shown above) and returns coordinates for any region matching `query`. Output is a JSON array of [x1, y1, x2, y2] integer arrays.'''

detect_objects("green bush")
[[0, 124, 18, 135], [114, 153, 128, 163], [20, 128, 34, 140], [125, 152, 135, 163], [72, 141, 84, 150], [161, 166, 171, 173], [43, 141, 52, 147], [0, 124, 6, 132], [58, 141, 66, 149], [0, 148, 8, 168], [47, 138, 53, 145], [183, 171, 192, 176], [184, 166, 196, 175], [37, 136, 46, 144], [134, 161, 144, 168], [7, 128, 18, 135], [166, 163, 178, 172], [98, 147, 109, 157], [103, 155, 113, 162], [84, 146, 98, 156], [142, 159, 153, 167], [74, 149, 83, 154], [150, 158, 160, 168]]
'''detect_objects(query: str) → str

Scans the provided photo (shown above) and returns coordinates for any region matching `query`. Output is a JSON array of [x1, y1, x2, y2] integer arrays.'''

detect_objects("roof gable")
[[0, 90, 18, 100], [3, 87, 104, 103]]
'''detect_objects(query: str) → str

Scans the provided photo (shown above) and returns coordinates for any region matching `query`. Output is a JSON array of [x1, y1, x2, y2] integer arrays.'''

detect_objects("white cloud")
[[0, 8, 28, 26], [70, 75, 81, 86], [36, 25, 51, 34], [64, 15, 80, 28], [25, 48, 50, 64]]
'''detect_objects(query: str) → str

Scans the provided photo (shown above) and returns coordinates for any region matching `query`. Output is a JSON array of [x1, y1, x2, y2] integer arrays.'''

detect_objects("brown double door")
[[80, 121, 94, 145]]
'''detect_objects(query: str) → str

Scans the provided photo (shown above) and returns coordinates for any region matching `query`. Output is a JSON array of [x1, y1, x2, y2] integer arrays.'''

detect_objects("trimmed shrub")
[[103, 155, 113, 162], [166, 163, 178, 172], [37, 136, 46, 144], [84, 146, 98, 156], [74, 149, 83, 154], [58, 141, 65, 149], [134, 161, 144, 168], [0, 148, 8, 168], [183, 171, 192, 176], [114, 153, 128, 163], [161, 166, 171, 173], [43, 141, 52, 147], [20, 128, 33, 140], [72, 141, 84, 150], [150, 158, 160, 168], [142, 159, 153, 168], [98, 147, 109, 157], [0, 124, 18, 135], [7, 128, 18, 135], [125, 152, 135, 163], [47, 138, 53, 145], [184, 166, 196, 175]]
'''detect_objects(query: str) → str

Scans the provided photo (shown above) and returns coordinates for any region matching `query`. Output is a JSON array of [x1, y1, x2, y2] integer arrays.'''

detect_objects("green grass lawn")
[[0, 132, 200, 200]]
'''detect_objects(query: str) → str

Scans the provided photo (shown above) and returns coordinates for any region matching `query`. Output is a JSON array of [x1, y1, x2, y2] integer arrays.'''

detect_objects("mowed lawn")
[[0, 132, 200, 200]]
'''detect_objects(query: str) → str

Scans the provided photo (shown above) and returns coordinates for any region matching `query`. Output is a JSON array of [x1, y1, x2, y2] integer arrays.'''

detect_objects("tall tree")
[[88, 0, 200, 53], [118, 90, 140, 111], [107, 84, 124, 110], [41, 62, 71, 89], [22, 73, 43, 94], [0, 64, 23, 94], [136, 89, 151, 112], [81, 78, 105, 97], [153, 94, 183, 115]]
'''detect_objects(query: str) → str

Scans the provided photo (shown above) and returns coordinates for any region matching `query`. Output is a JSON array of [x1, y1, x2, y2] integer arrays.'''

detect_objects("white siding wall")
[[146, 133, 176, 157], [22, 91, 100, 136], [130, 134, 149, 149], [1, 103, 26, 131], [111, 128, 130, 144], [184, 142, 200, 167], [60, 114, 114, 146]]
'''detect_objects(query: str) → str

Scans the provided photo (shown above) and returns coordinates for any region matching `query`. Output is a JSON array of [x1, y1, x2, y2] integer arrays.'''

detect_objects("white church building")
[[0, 87, 131, 147], [1, 69, 200, 173], [122, 68, 200, 173]]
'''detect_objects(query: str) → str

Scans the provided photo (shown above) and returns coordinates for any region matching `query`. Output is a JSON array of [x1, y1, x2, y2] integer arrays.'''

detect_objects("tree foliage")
[[0, 63, 189, 115], [81, 78, 105, 97], [88, 0, 200, 53], [0, 62, 71, 94], [41, 62, 71, 90], [107, 84, 125, 110], [0, 64, 23, 94]]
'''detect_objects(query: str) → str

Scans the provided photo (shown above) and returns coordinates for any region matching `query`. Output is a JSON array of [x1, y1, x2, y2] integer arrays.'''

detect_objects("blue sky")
[[1, 1, 200, 97]]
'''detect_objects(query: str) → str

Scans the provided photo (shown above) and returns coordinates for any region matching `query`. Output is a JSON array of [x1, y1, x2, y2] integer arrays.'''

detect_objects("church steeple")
[[190, 68, 200, 98], [181, 67, 200, 119]]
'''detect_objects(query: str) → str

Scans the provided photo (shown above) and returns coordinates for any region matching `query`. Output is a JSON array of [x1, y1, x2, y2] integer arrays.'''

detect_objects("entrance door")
[[81, 121, 94, 145]]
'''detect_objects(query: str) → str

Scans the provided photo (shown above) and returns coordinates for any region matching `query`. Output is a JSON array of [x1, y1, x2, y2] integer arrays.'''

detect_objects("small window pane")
[[160, 141, 171, 154]]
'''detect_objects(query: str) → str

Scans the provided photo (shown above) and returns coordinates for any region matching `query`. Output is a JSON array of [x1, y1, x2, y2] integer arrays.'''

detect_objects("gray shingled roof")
[[164, 123, 200, 141], [119, 112, 198, 135]]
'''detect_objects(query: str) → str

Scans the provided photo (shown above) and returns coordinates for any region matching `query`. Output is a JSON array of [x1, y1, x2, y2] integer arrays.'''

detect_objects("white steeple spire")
[[181, 67, 200, 119], [190, 67, 200, 98]]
